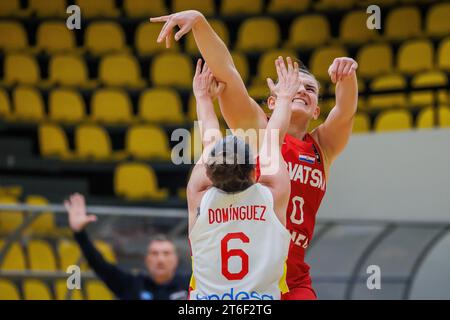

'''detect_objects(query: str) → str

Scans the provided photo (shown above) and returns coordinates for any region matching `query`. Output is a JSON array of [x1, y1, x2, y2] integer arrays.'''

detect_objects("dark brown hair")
[[205, 136, 255, 193]]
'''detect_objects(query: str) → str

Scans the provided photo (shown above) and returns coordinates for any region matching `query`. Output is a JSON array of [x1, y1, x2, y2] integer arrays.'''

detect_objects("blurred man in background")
[[64, 193, 188, 300]]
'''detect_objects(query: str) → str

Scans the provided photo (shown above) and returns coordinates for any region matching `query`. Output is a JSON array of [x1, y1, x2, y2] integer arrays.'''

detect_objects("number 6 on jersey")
[[221, 232, 249, 280]]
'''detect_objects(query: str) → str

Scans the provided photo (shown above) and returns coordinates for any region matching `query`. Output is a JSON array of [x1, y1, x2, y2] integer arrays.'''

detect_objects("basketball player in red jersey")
[[151, 10, 359, 300]]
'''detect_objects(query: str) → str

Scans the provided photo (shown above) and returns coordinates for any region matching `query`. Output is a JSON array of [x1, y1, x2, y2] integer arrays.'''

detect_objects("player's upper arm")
[[315, 107, 354, 163], [218, 68, 268, 131], [258, 160, 290, 226]]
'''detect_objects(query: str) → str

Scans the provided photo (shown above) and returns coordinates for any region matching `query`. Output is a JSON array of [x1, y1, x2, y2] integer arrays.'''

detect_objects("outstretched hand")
[[267, 56, 301, 101], [193, 58, 225, 100], [328, 57, 358, 84], [64, 193, 97, 232], [150, 10, 204, 48]]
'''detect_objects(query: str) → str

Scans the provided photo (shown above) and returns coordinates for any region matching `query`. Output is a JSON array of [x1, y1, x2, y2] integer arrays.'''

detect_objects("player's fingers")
[[157, 20, 175, 43], [342, 62, 353, 77], [279, 56, 288, 78], [267, 78, 276, 93], [149, 15, 171, 23], [336, 60, 346, 81], [165, 29, 173, 48], [87, 215, 97, 223], [202, 62, 209, 74], [195, 58, 202, 76], [175, 25, 191, 41], [217, 82, 226, 95], [274, 58, 284, 82], [286, 56, 294, 74]]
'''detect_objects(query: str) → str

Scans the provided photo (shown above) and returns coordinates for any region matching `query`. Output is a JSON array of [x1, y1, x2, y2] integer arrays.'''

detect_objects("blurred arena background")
[[0, 0, 450, 300]]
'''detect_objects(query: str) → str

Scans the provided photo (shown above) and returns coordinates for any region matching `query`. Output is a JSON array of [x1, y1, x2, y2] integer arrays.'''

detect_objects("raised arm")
[[186, 60, 224, 230], [258, 57, 300, 225], [150, 10, 267, 131], [315, 57, 359, 163]]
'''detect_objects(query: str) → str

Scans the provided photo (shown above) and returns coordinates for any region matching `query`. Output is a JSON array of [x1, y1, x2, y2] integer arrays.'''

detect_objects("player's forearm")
[[334, 73, 358, 119], [266, 97, 292, 145], [192, 16, 236, 82], [196, 97, 220, 148]]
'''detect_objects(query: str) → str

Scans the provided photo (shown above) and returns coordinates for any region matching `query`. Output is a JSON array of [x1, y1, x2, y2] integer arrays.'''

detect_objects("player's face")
[[145, 240, 178, 280], [289, 73, 320, 117], [268, 72, 320, 120]]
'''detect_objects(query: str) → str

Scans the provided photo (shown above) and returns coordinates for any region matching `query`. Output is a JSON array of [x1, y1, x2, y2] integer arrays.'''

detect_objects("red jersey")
[[257, 133, 326, 291]]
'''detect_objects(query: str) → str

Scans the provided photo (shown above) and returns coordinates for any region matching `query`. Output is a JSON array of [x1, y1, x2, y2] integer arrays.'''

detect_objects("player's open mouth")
[[292, 98, 308, 105]]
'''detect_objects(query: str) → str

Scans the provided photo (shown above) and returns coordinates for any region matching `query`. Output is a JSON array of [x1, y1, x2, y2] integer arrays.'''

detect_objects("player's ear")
[[267, 96, 276, 110], [313, 105, 321, 120]]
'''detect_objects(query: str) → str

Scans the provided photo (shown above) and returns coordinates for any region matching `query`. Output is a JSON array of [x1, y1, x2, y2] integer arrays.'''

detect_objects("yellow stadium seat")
[[186, 20, 229, 54], [426, 3, 450, 37], [124, 0, 167, 17], [368, 74, 407, 109], [85, 22, 126, 55], [151, 53, 193, 88], [231, 52, 250, 84], [315, 0, 356, 10], [75, 124, 125, 161], [23, 280, 52, 300], [0, 21, 28, 51], [0, 0, 23, 17], [397, 39, 433, 75], [28, 239, 57, 271], [417, 106, 450, 129], [410, 71, 448, 107], [94, 240, 117, 264], [91, 89, 133, 124], [3, 53, 40, 86], [49, 88, 86, 123], [0, 280, 20, 300], [375, 110, 413, 132], [13, 86, 45, 122], [38, 123, 72, 159], [310, 45, 349, 81], [35, 21, 76, 53], [99, 53, 145, 88], [385, 6, 421, 40], [29, 0, 66, 17], [236, 17, 280, 52], [58, 240, 84, 271], [24, 195, 57, 236], [353, 113, 371, 133], [267, 0, 310, 13], [340, 10, 380, 44], [126, 125, 171, 160], [135, 23, 180, 56], [86, 281, 114, 300], [75, 0, 120, 18], [437, 37, 450, 72], [0, 88, 11, 118], [357, 43, 393, 78], [47, 54, 95, 88], [173, 0, 214, 16], [256, 49, 297, 84], [0, 240, 26, 270], [285, 15, 330, 49], [54, 280, 84, 300], [114, 163, 169, 201], [187, 94, 223, 122], [0, 196, 23, 235], [0, 186, 22, 198], [221, 0, 263, 16], [357, 0, 396, 7], [138, 88, 184, 124]]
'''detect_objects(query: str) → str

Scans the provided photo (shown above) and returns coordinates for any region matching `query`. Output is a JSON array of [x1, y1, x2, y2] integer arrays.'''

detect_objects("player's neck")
[[288, 115, 309, 140]]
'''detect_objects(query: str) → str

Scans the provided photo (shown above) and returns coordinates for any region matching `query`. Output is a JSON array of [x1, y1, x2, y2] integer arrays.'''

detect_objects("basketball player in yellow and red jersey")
[[151, 10, 359, 300]]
